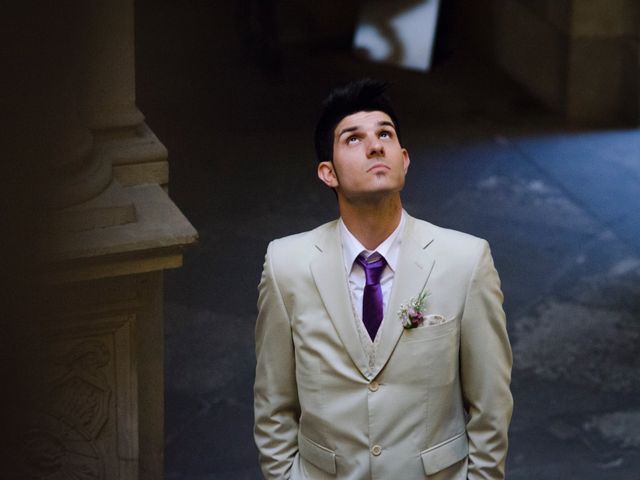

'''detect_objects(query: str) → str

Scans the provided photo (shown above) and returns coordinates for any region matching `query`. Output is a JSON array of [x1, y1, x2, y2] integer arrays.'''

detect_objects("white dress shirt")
[[339, 211, 406, 350]]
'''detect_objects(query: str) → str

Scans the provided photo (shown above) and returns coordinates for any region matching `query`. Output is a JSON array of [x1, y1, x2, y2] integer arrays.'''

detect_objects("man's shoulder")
[[262, 220, 337, 282], [408, 215, 492, 269], [410, 216, 486, 249], [268, 219, 337, 255]]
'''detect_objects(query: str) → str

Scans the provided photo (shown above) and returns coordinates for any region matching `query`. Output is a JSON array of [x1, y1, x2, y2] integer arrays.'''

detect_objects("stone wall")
[[490, 0, 640, 123]]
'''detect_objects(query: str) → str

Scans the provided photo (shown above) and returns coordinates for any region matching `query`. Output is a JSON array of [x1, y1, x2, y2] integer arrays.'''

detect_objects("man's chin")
[[340, 189, 403, 205]]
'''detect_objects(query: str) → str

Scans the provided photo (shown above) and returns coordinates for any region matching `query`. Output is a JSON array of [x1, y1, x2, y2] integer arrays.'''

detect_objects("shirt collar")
[[339, 210, 406, 273]]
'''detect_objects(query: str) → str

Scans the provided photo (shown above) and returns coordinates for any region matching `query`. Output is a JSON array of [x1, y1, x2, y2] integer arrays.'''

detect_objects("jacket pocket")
[[420, 431, 468, 475], [395, 316, 460, 387], [298, 432, 336, 475]]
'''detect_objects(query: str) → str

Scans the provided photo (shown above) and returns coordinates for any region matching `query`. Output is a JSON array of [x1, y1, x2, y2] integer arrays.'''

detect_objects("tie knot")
[[355, 254, 387, 285]]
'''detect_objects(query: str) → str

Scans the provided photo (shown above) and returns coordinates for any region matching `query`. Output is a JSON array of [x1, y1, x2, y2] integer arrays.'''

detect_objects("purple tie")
[[355, 254, 387, 340]]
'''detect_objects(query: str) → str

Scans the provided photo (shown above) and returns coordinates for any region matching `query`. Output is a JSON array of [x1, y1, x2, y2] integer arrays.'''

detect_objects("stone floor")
[[136, 1, 640, 478]]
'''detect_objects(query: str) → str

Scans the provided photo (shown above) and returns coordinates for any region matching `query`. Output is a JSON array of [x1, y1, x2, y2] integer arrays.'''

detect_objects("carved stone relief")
[[14, 314, 136, 480]]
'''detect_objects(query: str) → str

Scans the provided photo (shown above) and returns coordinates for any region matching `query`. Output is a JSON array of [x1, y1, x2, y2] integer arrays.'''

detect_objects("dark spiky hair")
[[314, 78, 401, 163]]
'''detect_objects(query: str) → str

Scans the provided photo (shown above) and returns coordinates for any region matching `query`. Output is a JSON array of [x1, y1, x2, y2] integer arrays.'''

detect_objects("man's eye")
[[380, 131, 391, 139], [347, 136, 359, 144]]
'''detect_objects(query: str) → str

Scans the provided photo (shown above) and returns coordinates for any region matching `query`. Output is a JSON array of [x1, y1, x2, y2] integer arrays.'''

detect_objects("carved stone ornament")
[[16, 413, 103, 480], [48, 340, 112, 441]]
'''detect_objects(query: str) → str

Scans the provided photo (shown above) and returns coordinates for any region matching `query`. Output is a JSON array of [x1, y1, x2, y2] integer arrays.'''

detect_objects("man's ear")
[[317, 161, 339, 188], [402, 148, 410, 174]]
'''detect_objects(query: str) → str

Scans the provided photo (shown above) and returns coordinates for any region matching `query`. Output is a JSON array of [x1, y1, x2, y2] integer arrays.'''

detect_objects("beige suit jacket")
[[254, 215, 513, 479]]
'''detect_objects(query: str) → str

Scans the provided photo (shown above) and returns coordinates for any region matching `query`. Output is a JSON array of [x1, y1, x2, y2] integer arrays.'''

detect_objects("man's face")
[[318, 110, 410, 202]]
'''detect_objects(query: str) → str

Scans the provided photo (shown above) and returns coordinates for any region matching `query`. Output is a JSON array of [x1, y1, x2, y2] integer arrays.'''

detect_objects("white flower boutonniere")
[[398, 290, 429, 329]]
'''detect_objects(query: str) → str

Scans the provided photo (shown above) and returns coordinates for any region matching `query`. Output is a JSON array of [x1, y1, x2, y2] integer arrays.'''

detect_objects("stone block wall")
[[490, 0, 640, 123]]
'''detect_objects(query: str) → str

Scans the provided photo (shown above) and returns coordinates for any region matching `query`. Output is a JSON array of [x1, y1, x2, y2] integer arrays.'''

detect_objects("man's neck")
[[339, 196, 403, 251]]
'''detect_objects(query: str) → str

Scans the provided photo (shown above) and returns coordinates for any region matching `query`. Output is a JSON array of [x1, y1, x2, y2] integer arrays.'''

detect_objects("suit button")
[[368, 381, 379, 392], [371, 445, 382, 456]]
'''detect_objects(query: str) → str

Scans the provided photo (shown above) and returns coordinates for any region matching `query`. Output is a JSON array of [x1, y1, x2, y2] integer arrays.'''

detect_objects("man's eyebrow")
[[337, 125, 359, 138], [337, 120, 396, 139]]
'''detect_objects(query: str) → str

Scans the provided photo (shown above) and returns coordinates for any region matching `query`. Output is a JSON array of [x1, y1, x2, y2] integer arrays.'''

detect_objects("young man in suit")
[[254, 79, 513, 479]]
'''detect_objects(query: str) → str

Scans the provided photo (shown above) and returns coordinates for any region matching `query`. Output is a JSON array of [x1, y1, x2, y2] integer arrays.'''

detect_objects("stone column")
[[80, 0, 169, 189], [37, 0, 113, 209], [82, 0, 144, 134], [5, 2, 197, 480]]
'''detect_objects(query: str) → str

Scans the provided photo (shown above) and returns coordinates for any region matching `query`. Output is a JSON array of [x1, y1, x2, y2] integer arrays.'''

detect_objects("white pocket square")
[[423, 314, 449, 326]]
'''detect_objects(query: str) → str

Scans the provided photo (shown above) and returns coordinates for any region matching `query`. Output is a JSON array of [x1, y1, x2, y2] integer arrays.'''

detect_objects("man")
[[254, 79, 512, 479]]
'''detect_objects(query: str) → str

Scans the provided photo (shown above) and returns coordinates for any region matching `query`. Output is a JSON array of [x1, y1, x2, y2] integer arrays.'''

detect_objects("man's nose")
[[366, 135, 384, 157]]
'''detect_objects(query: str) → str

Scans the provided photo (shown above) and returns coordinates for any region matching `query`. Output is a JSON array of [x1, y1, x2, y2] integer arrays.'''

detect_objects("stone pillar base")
[[10, 182, 197, 480]]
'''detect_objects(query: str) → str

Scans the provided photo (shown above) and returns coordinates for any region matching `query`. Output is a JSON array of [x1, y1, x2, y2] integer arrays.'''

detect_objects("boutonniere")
[[398, 290, 429, 329]]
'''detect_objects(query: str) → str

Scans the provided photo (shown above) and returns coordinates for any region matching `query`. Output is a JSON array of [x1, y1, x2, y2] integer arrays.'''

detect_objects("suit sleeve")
[[254, 241, 300, 479], [460, 240, 513, 480]]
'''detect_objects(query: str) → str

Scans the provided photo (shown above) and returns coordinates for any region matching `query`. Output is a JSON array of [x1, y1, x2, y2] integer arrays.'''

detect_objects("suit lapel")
[[372, 215, 435, 378], [310, 222, 370, 379]]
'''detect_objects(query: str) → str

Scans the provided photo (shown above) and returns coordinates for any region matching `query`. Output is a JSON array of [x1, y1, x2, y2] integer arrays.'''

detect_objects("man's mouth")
[[367, 163, 390, 172]]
